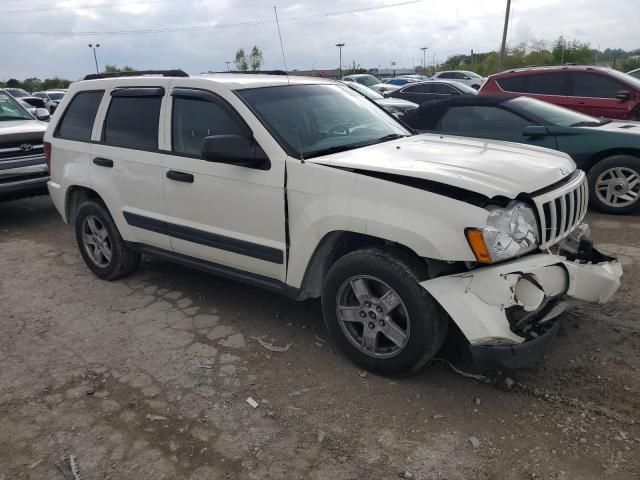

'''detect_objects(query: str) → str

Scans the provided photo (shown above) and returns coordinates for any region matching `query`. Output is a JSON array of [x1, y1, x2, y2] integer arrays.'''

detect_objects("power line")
[[0, 0, 172, 15], [0, 0, 421, 36]]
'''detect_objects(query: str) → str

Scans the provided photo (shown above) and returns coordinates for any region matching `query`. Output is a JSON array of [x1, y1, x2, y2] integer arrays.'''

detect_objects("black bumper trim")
[[469, 320, 561, 370]]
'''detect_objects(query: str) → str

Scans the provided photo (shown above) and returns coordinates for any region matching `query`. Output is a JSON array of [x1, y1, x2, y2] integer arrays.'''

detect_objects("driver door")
[[160, 85, 287, 281]]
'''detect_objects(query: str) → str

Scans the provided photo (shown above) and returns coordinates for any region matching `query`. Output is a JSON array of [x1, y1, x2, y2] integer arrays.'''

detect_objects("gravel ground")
[[1, 196, 639, 480]]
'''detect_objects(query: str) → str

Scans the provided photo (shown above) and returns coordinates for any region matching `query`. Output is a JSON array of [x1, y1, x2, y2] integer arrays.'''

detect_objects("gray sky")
[[2, 0, 638, 80]]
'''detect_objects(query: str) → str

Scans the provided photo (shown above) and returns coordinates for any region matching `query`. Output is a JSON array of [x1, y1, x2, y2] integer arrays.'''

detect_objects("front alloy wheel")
[[588, 155, 640, 214], [322, 248, 448, 376], [336, 275, 410, 358]]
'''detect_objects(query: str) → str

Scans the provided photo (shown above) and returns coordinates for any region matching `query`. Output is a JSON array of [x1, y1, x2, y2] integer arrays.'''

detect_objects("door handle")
[[166, 170, 194, 183], [93, 157, 113, 168]]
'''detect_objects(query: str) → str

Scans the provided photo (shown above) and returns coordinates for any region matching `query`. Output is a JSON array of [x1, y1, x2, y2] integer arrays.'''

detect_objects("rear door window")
[[498, 72, 567, 95], [103, 91, 162, 150], [55, 90, 104, 142], [570, 72, 626, 98], [432, 84, 457, 94], [402, 84, 433, 93]]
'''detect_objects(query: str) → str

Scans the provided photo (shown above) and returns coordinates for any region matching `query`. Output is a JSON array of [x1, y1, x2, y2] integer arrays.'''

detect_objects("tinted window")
[[172, 97, 245, 156], [571, 72, 625, 98], [437, 106, 530, 135], [438, 72, 454, 79], [498, 72, 566, 95], [103, 95, 161, 150], [56, 90, 104, 141], [432, 84, 456, 94], [403, 84, 432, 93]]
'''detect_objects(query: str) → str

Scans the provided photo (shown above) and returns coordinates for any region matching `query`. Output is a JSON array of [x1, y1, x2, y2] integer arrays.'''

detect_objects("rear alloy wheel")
[[322, 248, 448, 376], [588, 155, 640, 214], [74, 201, 141, 280]]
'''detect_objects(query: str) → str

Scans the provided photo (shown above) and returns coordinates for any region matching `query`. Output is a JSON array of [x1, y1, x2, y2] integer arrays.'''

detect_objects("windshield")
[[48, 92, 65, 100], [606, 68, 640, 90], [237, 84, 410, 159], [0, 91, 33, 121], [508, 96, 602, 127], [355, 75, 380, 87], [344, 81, 384, 100]]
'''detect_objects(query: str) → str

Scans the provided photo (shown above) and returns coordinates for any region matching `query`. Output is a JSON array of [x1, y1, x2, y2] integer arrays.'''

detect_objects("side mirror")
[[35, 108, 50, 121], [201, 135, 269, 170], [616, 90, 631, 101], [523, 125, 549, 137]]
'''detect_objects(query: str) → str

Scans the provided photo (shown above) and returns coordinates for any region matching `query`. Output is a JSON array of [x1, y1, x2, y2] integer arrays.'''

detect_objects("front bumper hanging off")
[[421, 231, 623, 369]]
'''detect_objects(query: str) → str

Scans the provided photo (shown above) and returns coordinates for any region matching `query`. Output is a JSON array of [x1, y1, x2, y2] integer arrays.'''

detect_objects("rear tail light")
[[44, 142, 51, 170]]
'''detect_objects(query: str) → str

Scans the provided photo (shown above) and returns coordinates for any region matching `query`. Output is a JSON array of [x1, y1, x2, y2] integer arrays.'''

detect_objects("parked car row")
[[1, 87, 66, 114]]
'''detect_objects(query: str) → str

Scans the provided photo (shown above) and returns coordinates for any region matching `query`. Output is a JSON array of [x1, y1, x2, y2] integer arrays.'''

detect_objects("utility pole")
[[432, 53, 437, 76], [421, 47, 428, 75], [225, 61, 231, 71], [471, 49, 475, 70], [336, 43, 345, 79], [88, 44, 100, 74], [498, 0, 511, 71]]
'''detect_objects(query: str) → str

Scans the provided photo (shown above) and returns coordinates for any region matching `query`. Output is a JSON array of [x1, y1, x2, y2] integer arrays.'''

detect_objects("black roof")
[[403, 94, 519, 130]]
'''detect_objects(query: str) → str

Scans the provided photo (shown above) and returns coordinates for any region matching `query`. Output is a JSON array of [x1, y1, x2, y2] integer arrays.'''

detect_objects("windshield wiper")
[[304, 143, 367, 159], [373, 133, 410, 143]]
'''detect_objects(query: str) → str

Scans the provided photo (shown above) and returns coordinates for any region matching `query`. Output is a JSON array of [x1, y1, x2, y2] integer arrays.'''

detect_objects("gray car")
[[0, 90, 50, 201], [341, 81, 418, 118]]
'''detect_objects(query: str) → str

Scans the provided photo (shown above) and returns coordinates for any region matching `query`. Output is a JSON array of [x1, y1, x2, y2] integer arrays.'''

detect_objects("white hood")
[[307, 134, 576, 199]]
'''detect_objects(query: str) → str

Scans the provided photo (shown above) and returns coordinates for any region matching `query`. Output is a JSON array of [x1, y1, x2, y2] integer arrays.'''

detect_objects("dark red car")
[[479, 66, 640, 121]]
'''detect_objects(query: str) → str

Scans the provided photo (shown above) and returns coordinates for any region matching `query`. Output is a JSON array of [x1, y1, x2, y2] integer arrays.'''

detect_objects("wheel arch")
[[65, 185, 107, 224], [296, 230, 440, 300], [583, 148, 640, 172]]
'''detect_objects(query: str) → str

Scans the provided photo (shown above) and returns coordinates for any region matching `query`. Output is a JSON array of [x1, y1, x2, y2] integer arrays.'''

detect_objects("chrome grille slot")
[[533, 171, 588, 249]]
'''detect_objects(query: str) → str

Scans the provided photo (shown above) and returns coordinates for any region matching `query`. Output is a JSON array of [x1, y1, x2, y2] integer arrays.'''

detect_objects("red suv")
[[479, 66, 640, 120]]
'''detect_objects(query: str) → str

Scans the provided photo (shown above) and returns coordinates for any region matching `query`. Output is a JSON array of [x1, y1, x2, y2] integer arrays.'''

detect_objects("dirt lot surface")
[[1, 196, 639, 480]]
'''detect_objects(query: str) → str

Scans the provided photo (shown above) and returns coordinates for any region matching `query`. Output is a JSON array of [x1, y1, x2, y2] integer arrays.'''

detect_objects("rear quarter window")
[[55, 90, 104, 142]]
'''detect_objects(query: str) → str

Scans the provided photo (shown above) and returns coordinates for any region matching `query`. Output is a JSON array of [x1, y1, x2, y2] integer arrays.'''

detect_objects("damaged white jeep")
[[45, 71, 622, 375]]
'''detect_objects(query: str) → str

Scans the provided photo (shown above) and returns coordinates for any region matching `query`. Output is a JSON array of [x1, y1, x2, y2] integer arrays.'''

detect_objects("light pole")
[[336, 43, 345, 79], [498, 0, 512, 71], [421, 47, 428, 75], [225, 61, 231, 72], [88, 44, 100, 74]]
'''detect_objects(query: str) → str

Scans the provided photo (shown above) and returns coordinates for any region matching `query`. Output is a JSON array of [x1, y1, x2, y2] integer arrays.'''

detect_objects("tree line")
[[0, 65, 135, 92], [438, 37, 640, 76]]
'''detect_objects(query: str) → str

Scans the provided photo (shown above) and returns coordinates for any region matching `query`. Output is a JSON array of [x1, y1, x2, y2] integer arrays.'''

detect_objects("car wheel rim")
[[82, 215, 112, 268], [336, 275, 410, 359], [595, 167, 640, 208]]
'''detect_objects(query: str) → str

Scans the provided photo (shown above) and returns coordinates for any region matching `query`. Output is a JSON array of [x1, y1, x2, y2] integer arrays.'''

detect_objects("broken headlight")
[[466, 201, 539, 263]]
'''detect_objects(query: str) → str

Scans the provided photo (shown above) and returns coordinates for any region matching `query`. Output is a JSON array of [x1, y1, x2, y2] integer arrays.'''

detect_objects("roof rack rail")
[[218, 70, 288, 76], [83, 69, 189, 80]]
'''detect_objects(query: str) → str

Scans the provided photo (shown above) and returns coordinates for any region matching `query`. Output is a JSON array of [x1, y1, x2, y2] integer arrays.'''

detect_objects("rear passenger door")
[[91, 82, 171, 250], [568, 72, 632, 119], [161, 85, 286, 281]]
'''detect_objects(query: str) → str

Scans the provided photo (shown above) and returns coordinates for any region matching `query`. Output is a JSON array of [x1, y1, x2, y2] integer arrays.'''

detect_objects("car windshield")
[[237, 84, 410, 159], [48, 92, 65, 100], [0, 91, 33, 121], [344, 81, 384, 100], [606, 68, 640, 90], [507, 96, 605, 127], [354, 75, 380, 87], [465, 72, 482, 78], [6, 88, 30, 98]]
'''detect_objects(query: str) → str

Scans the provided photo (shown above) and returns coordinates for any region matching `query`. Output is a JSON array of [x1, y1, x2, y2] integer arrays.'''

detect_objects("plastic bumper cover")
[[420, 249, 622, 367]]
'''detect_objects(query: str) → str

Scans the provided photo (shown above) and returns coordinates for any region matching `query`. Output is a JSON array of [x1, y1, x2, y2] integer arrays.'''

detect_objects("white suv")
[[430, 70, 486, 89], [45, 70, 622, 375]]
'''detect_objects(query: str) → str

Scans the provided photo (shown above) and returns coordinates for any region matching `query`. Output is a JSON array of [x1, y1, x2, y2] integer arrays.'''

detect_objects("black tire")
[[321, 248, 448, 376], [587, 155, 640, 214], [74, 200, 140, 280]]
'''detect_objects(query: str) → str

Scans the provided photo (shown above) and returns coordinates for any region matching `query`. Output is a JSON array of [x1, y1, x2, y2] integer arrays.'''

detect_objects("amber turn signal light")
[[465, 228, 492, 264]]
